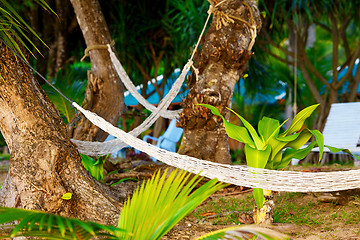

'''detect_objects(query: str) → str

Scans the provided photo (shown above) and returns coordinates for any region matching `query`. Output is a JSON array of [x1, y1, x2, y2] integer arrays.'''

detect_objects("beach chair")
[[311, 102, 360, 164], [141, 119, 183, 162], [105, 119, 183, 161]]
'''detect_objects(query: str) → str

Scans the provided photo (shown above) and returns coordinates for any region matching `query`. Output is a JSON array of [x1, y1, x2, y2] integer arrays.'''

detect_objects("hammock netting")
[[70, 47, 360, 193]]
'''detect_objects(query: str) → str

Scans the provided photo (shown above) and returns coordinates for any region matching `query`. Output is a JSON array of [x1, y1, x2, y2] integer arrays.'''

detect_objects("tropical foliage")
[[42, 62, 89, 124], [0, 169, 290, 239], [200, 103, 325, 211], [0, 0, 55, 60], [0, 207, 128, 239], [80, 154, 108, 183], [200, 103, 360, 222]]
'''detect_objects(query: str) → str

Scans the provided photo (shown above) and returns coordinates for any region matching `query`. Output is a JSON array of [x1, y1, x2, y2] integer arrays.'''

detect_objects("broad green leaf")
[[61, 193, 72, 200], [196, 225, 290, 240], [269, 151, 282, 169], [281, 104, 319, 136], [308, 129, 324, 162], [267, 133, 300, 161], [276, 132, 301, 142], [198, 104, 255, 147], [245, 144, 271, 209], [325, 145, 360, 160], [285, 130, 312, 149], [228, 108, 265, 150], [258, 117, 280, 141], [197, 103, 221, 116], [273, 157, 292, 170], [245, 144, 271, 169], [80, 154, 105, 182], [223, 121, 255, 148], [266, 119, 288, 144], [253, 188, 265, 209], [281, 142, 317, 166]]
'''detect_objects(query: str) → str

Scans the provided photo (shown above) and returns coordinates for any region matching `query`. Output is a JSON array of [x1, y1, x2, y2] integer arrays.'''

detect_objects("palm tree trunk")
[[68, 0, 125, 142], [177, 0, 261, 164]]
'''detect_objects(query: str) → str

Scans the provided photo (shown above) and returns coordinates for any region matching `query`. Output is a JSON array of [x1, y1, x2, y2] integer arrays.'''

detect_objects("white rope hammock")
[[69, 2, 360, 193], [108, 45, 181, 120], [73, 55, 191, 155], [72, 102, 360, 193]]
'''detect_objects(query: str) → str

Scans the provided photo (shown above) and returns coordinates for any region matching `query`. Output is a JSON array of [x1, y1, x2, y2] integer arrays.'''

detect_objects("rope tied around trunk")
[[80, 40, 115, 62]]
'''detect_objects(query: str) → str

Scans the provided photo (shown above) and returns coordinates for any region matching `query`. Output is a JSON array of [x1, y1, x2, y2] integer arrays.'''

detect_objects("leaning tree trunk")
[[68, 0, 125, 142], [178, 0, 261, 164], [0, 43, 125, 225]]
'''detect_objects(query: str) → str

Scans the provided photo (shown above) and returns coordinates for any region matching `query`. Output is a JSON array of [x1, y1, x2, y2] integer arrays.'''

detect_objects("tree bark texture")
[[178, 0, 261, 164], [68, 0, 125, 142], [0, 43, 125, 225]]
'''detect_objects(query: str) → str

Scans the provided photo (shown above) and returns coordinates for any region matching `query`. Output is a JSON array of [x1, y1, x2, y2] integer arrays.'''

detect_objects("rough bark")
[[0, 43, 124, 224], [68, 0, 125, 142], [178, 0, 261, 164]]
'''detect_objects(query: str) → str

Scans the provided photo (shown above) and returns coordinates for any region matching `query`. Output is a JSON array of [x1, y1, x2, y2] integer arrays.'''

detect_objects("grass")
[[274, 192, 325, 225], [193, 194, 254, 225], [194, 190, 360, 228]]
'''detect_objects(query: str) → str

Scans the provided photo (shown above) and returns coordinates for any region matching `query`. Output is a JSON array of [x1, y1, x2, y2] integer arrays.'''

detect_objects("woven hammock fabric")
[[73, 48, 192, 156], [72, 102, 360, 192], [108, 45, 181, 119]]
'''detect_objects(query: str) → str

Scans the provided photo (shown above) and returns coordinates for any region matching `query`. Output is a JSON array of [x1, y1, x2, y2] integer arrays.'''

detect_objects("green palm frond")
[[0, 207, 128, 239], [0, 0, 55, 60], [118, 169, 227, 240], [42, 63, 88, 123], [196, 225, 290, 240]]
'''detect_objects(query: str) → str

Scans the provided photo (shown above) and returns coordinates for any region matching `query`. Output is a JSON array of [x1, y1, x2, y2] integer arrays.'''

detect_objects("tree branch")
[[298, 62, 324, 105], [314, 20, 331, 33], [330, 13, 339, 87], [296, 33, 330, 88], [339, 17, 351, 59], [259, 29, 296, 58], [347, 57, 360, 101], [335, 40, 360, 89], [257, 45, 294, 65]]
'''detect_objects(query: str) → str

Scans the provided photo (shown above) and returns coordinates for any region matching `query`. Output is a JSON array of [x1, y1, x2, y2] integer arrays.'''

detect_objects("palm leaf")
[[196, 225, 290, 240], [0, 0, 55, 60], [118, 168, 227, 240], [0, 207, 128, 239]]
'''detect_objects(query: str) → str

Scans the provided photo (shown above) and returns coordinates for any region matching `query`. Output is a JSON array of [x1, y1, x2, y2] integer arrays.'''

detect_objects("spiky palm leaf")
[[117, 169, 227, 240], [196, 225, 290, 240], [0, 0, 55, 60], [0, 207, 128, 239]]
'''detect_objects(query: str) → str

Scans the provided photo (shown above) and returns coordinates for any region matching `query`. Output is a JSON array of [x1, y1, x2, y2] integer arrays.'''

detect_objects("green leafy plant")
[[199, 104, 324, 218], [0, 207, 128, 239], [80, 154, 108, 183], [200, 103, 359, 223], [0, 169, 289, 239]]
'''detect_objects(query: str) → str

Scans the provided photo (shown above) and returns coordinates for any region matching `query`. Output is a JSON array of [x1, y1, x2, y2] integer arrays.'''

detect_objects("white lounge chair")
[[321, 102, 360, 152], [311, 102, 360, 164]]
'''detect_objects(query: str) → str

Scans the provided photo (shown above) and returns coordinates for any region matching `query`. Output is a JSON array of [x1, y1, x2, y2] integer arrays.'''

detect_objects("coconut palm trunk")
[[68, 0, 125, 142], [177, 0, 262, 164]]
